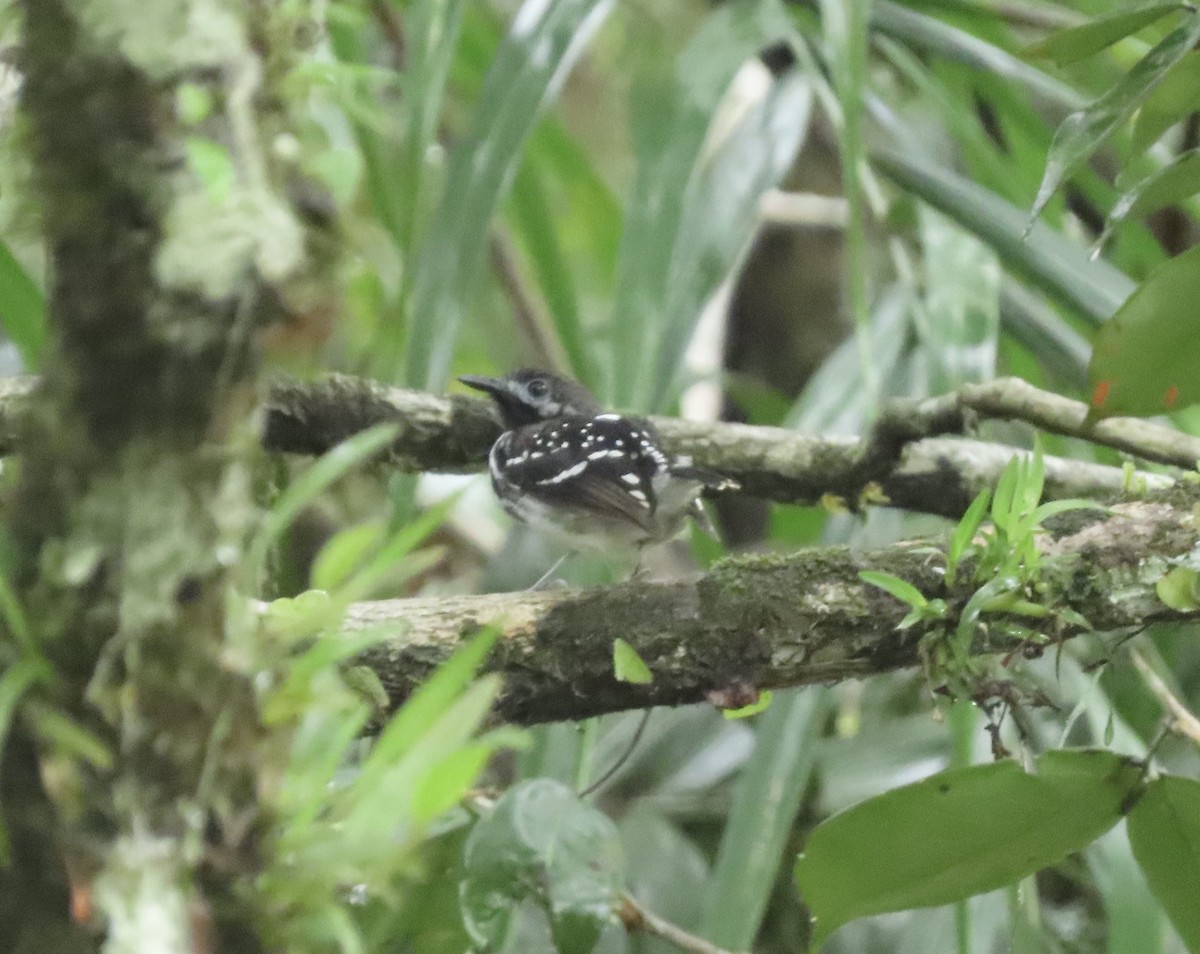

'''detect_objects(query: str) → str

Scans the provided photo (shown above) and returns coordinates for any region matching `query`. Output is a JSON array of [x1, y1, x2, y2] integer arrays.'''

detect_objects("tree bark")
[[3, 2, 324, 948], [342, 496, 1200, 725]]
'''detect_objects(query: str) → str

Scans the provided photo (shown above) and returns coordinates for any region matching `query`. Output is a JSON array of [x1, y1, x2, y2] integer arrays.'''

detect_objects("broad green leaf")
[[1101, 150, 1200, 249], [460, 779, 623, 954], [874, 149, 1134, 326], [609, 0, 793, 408], [1127, 775, 1200, 951], [0, 239, 46, 370], [612, 638, 652, 685], [701, 689, 828, 948], [1133, 49, 1200, 153], [859, 570, 927, 609], [1088, 242, 1200, 416], [395, 0, 615, 388], [1031, 12, 1200, 222], [794, 750, 1143, 946], [1025, 5, 1185, 67]]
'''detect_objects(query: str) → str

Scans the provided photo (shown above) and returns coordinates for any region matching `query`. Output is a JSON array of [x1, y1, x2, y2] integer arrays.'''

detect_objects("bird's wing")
[[495, 418, 663, 533]]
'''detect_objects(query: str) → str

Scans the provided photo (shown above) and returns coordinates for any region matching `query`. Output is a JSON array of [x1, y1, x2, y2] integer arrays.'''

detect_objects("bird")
[[458, 369, 737, 557]]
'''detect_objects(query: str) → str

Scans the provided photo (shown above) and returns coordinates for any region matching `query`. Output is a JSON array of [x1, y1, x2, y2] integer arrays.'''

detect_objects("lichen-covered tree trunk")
[[1, 2, 323, 949]]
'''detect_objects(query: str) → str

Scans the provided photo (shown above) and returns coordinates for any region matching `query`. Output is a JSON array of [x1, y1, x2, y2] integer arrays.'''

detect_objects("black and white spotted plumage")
[[460, 370, 735, 552]]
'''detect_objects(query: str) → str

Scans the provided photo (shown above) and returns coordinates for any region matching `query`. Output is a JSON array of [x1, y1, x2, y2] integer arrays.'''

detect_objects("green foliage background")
[[3, 0, 1200, 952]]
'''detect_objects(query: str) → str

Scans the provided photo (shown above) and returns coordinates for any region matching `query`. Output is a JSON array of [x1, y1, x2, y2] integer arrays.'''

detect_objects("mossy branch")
[[0, 374, 1180, 519], [261, 375, 1174, 520], [342, 498, 1200, 725]]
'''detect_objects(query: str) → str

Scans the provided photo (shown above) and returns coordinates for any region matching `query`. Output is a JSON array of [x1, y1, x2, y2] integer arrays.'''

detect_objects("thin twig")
[[1131, 648, 1200, 746], [488, 229, 572, 376], [883, 377, 1200, 470], [618, 893, 748, 954]]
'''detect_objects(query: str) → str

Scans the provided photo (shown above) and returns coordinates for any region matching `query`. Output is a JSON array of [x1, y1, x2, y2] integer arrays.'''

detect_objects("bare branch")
[[344, 499, 1200, 725], [899, 377, 1200, 469], [619, 894, 748, 954]]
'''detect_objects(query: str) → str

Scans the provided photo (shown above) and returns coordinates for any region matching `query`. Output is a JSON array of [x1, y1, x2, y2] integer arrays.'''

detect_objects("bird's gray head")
[[459, 368, 603, 429]]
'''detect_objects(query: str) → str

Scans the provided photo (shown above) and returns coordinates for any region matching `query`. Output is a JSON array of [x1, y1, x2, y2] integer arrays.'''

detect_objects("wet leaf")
[[1031, 11, 1200, 222]]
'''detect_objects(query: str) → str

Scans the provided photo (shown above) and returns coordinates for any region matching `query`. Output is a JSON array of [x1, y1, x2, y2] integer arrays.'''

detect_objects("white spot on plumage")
[[620, 473, 640, 485], [539, 459, 587, 485]]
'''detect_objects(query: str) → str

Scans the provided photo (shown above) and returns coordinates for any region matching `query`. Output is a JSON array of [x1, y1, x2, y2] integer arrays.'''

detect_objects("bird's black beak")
[[458, 374, 507, 399]]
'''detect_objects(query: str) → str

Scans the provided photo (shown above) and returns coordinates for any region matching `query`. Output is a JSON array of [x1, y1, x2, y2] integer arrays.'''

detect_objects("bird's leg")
[[528, 553, 569, 591]]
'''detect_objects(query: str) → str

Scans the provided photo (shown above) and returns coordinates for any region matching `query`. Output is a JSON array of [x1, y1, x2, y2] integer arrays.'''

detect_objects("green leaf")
[[612, 638, 653, 685], [365, 630, 497, 777], [396, 0, 615, 389], [248, 423, 400, 576], [1088, 242, 1200, 416], [1031, 11, 1200, 222], [460, 779, 623, 954], [990, 456, 1021, 534], [874, 149, 1134, 326], [1025, 5, 1185, 67], [609, 0, 794, 408], [947, 489, 990, 587], [722, 690, 774, 719], [310, 520, 388, 593], [0, 655, 53, 857], [859, 570, 927, 609], [870, 1, 1084, 109], [410, 743, 495, 823], [184, 136, 236, 202], [1102, 149, 1200, 248], [1132, 49, 1200, 153], [794, 750, 1143, 946], [702, 689, 828, 948], [0, 239, 46, 370], [1127, 775, 1200, 951], [1156, 566, 1200, 611]]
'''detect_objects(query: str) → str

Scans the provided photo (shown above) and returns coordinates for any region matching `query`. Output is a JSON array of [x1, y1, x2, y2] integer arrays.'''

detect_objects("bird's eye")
[[527, 378, 549, 399]]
